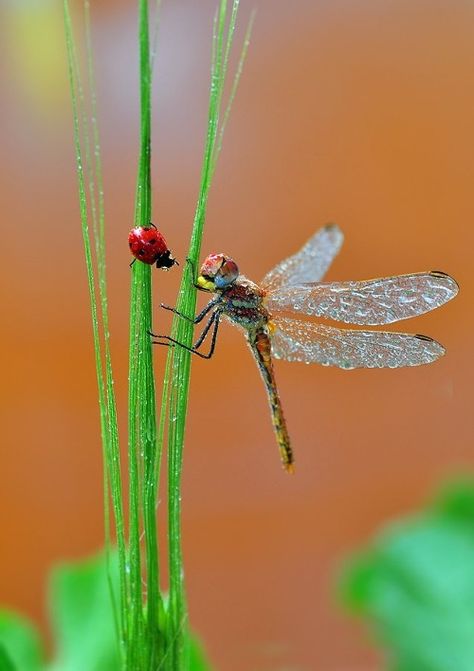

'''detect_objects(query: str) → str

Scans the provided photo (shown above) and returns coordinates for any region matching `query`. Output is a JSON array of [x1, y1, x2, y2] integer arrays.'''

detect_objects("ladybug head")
[[155, 249, 177, 270]]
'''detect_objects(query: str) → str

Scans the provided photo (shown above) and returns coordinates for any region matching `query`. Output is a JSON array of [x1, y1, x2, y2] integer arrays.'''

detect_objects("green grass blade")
[[211, 9, 255, 176], [127, 0, 163, 666], [63, 1, 127, 661], [137, 3, 162, 649], [82, 1, 127, 647], [161, 1, 250, 666]]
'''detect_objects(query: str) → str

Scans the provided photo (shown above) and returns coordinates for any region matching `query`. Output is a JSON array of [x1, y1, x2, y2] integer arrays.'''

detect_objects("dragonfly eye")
[[215, 258, 239, 288]]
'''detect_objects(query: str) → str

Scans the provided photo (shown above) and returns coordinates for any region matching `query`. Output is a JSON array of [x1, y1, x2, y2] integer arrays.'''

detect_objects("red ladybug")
[[128, 223, 177, 269]]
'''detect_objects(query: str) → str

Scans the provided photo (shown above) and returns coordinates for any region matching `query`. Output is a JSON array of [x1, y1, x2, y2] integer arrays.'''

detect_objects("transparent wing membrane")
[[266, 271, 458, 325], [261, 223, 344, 292], [270, 317, 445, 369]]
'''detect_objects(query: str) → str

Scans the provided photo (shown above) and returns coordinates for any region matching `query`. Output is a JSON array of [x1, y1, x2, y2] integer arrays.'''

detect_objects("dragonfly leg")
[[186, 257, 203, 290], [184, 311, 216, 350], [159, 296, 221, 324], [151, 312, 220, 360]]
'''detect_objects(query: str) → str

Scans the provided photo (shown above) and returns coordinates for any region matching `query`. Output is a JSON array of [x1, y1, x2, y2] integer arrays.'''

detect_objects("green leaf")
[[0, 644, 16, 671], [340, 479, 474, 671], [47, 552, 119, 671], [186, 634, 214, 671], [432, 477, 474, 523], [0, 611, 44, 671]]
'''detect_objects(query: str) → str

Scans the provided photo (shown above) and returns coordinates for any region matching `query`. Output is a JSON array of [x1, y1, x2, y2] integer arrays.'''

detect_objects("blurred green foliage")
[[47, 554, 120, 671], [0, 552, 211, 671], [0, 611, 44, 671], [340, 478, 474, 671]]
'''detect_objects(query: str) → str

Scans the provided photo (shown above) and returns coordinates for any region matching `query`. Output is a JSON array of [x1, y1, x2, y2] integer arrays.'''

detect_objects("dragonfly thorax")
[[221, 277, 269, 330]]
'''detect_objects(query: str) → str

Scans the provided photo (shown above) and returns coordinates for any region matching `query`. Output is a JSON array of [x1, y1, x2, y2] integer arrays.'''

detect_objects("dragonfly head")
[[197, 253, 239, 291]]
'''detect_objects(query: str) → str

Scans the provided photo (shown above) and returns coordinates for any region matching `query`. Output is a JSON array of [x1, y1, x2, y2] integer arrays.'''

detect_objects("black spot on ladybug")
[[150, 239, 157, 244], [139, 249, 145, 256]]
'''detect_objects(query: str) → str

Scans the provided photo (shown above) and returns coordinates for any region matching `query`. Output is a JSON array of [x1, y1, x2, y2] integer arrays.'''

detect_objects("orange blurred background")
[[0, 1, 472, 669]]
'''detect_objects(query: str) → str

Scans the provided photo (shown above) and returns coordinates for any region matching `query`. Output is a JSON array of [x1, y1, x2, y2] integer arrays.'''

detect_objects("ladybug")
[[128, 223, 177, 269]]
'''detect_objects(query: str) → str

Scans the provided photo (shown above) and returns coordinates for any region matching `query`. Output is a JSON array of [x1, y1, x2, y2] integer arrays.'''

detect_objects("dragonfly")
[[151, 223, 458, 473]]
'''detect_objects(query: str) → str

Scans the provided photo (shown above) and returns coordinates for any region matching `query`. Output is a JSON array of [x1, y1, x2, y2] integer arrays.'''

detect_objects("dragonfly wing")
[[270, 316, 446, 369], [261, 223, 344, 291], [266, 271, 458, 325]]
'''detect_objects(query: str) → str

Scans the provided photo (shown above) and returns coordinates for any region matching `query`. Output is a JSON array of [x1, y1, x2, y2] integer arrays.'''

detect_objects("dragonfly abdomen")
[[249, 329, 294, 473]]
